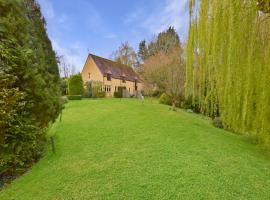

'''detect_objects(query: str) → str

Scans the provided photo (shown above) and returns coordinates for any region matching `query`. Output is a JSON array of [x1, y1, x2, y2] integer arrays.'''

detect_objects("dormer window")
[[107, 74, 112, 81], [121, 74, 126, 83], [105, 70, 112, 81]]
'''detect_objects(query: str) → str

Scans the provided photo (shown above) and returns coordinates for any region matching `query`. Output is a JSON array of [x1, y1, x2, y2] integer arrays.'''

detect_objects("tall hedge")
[[68, 74, 84, 95], [0, 0, 61, 173]]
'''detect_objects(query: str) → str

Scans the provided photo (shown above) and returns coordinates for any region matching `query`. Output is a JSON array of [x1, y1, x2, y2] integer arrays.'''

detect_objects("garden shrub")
[[159, 93, 172, 105], [213, 117, 224, 129], [67, 95, 82, 100], [152, 90, 162, 97], [114, 87, 126, 98], [96, 91, 106, 98], [68, 74, 83, 95], [60, 78, 68, 95], [83, 81, 92, 98], [114, 91, 122, 98], [183, 95, 200, 113], [91, 81, 103, 98], [60, 96, 69, 104]]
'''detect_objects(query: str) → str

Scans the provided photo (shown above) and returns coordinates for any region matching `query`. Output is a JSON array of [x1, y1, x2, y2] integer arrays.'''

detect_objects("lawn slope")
[[1, 99, 270, 199]]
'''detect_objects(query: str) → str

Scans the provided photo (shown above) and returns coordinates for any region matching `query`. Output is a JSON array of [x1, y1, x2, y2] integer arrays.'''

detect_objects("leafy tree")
[[142, 46, 185, 110]]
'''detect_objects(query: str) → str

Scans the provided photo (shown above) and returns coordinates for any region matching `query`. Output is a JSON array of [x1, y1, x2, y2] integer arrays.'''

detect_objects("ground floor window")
[[104, 85, 111, 92]]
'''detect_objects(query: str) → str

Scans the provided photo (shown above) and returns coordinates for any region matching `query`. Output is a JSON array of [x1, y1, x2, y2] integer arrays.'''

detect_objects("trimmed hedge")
[[67, 95, 82, 100], [68, 74, 83, 95]]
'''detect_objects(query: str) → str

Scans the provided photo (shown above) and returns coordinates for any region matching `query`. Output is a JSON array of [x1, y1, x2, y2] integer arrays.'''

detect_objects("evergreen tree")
[[0, 0, 61, 173], [138, 40, 148, 62]]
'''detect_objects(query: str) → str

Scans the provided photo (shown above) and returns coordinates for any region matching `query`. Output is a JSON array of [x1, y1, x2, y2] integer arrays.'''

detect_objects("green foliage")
[[95, 91, 106, 98], [0, 0, 61, 173], [213, 117, 223, 129], [183, 95, 200, 113], [67, 95, 82, 100], [60, 78, 68, 95], [114, 87, 125, 98], [91, 81, 103, 98], [258, 0, 270, 13], [138, 40, 148, 62], [159, 93, 172, 105], [187, 0, 270, 149], [68, 74, 83, 95], [83, 81, 92, 98]]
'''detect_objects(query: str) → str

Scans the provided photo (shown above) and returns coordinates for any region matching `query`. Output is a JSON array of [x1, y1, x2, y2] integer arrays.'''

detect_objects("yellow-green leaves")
[[186, 0, 270, 149]]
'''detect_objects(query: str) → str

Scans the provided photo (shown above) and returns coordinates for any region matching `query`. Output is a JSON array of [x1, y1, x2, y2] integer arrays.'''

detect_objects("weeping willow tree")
[[186, 0, 270, 149]]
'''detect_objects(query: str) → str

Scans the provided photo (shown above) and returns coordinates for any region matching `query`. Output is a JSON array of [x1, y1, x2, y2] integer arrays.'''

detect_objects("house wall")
[[103, 78, 142, 97], [82, 56, 143, 97], [81, 55, 103, 82]]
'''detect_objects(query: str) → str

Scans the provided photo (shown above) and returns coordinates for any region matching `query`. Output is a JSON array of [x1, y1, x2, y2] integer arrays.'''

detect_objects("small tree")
[[68, 74, 83, 95], [83, 81, 92, 98], [142, 46, 185, 110], [91, 81, 103, 98]]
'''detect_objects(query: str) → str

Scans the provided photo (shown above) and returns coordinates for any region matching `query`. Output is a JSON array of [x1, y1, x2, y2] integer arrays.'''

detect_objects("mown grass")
[[1, 99, 270, 199]]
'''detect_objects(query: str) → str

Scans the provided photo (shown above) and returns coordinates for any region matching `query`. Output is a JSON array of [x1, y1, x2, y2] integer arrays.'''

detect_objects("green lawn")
[[1, 99, 270, 199]]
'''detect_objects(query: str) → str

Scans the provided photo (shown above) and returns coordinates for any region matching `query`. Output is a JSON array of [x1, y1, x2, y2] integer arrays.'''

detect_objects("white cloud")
[[125, 0, 189, 40]]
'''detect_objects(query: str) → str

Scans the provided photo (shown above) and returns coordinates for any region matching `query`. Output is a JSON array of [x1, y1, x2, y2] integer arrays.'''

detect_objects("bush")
[[213, 117, 223, 129], [152, 90, 162, 97], [60, 78, 68, 95], [67, 95, 82, 100], [96, 91, 106, 98], [183, 95, 193, 109], [159, 93, 172, 105], [183, 95, 200, 113], [91, 81, 103, 98], [114, 87, 125, 98], [60, 96, 69, 104], [68, 74, 83, 95], [114, 91, 122, 98], [83, 81, 92, 98]]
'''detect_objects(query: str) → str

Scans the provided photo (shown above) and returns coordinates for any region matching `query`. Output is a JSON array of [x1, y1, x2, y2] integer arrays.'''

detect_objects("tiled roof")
[[89, 54, 139, 82]]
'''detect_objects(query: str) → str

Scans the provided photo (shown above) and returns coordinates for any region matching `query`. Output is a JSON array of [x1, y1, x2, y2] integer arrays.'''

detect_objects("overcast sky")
[[37, 0, 189, 72]]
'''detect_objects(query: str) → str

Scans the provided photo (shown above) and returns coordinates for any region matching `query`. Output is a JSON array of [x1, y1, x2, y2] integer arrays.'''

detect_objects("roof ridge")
[[88, 53, 140, 82], [89, 53, 132, 69]]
